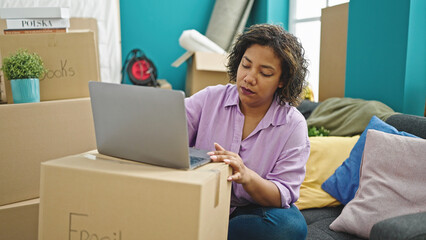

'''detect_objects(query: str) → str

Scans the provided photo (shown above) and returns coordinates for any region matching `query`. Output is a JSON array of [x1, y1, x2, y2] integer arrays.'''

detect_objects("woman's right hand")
[[208, 143, 253, 184]]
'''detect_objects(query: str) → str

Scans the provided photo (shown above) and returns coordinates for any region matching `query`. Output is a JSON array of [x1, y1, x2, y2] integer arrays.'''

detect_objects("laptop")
[[88, 81, 211, 169]]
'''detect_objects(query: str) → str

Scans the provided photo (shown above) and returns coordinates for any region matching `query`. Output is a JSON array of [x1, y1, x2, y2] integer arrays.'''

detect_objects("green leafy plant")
[[308, 126, 330, 137], [1, 49, 47, 80]]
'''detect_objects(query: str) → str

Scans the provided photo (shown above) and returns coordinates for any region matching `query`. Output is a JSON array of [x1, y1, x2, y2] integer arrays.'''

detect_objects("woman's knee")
[[264, 206, 307, 240], [228, 205, 307, 240]]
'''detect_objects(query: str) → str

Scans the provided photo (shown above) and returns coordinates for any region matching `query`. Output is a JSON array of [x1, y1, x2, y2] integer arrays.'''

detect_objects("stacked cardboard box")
[[0, 15, 101, 239], [39, 152, 232, 240], [0, 14, 204, 240], [0, 98, 97, 205], [0, 199, 39, 240], [0, 98, 97, 239], [0, 17, 100, 103], [0, 31, 100, 103]]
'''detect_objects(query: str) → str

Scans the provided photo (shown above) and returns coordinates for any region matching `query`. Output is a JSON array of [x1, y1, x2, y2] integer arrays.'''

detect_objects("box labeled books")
[[0, 31, 100, 103]]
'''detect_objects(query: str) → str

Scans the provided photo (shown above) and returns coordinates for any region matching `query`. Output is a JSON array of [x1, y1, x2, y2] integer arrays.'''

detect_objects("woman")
[[185, 24, 310, 240]]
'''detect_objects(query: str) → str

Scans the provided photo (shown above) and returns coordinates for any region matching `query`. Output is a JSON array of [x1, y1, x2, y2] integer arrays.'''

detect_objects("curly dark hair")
[[227, 24, 308, 106]]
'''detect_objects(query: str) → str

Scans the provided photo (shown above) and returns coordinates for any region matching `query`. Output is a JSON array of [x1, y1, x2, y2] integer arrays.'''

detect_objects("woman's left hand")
[[208, 143, 252, 184]]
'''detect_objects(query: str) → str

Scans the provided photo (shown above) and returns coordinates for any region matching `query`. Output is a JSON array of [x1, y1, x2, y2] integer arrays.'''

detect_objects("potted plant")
[[1, 49, 47, 103]]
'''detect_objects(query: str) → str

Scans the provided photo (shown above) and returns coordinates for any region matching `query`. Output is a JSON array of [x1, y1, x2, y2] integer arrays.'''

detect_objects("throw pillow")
[[329, 130, 426, 239], [321, 116, 418, 204], [295, 136, 359, 210]]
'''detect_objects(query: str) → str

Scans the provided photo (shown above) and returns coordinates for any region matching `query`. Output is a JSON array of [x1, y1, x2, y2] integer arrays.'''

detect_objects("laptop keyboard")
[[189, 148, 211, 168], [190, 155, 206, 165]]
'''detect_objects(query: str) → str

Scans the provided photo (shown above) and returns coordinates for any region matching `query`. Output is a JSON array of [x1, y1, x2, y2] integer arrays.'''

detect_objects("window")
[[289, 0, 349, 101]]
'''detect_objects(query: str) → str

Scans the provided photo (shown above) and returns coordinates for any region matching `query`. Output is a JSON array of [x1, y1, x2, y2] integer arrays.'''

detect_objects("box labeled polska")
[[0, 31, 100, 103], [39, 152, 232, 240]]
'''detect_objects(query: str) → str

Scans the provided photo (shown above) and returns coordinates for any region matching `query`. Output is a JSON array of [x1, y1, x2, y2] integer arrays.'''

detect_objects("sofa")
[[296, 99, 426, 240]]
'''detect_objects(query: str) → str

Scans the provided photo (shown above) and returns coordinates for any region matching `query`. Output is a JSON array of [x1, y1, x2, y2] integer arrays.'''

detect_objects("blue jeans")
[[228, 204, 307, 240]]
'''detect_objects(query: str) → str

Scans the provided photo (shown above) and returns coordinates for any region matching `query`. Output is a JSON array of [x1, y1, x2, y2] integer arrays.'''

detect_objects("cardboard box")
[[68, 18, 99, 48], [0, 31, 100, 103], [0, 68, 5, 103], [318, 3, 349, 101], [0, 98, 96, 206], [39, 152, 232, 240], [0, 18, 99, 104], [186, 52, 229, 96], [158, 79, 172, 89], [0, 198, 39, 240]]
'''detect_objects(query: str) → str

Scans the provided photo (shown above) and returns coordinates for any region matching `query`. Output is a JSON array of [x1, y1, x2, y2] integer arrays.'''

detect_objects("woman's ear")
[[278, 81, 284, 88]]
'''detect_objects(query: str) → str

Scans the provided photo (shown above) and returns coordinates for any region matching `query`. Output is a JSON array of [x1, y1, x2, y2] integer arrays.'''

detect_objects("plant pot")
[[10, 78, 40, 103]]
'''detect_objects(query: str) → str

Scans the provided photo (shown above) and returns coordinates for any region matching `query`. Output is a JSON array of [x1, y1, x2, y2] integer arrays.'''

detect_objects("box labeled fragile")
[[39, 152, 232, 240]]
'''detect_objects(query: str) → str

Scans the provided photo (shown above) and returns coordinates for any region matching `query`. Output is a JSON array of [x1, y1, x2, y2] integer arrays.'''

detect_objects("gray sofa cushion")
[[301, 207, 364, 240], [302, 206, 343, 225], [385, 113, 426, 139], [370, 212, 426, 240], [297, 100, 321, 119]]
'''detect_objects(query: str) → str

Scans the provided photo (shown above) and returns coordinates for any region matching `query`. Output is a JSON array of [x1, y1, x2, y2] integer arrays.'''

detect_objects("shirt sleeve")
[[267, 119, 310, 208], [184, 88, 209, 147]]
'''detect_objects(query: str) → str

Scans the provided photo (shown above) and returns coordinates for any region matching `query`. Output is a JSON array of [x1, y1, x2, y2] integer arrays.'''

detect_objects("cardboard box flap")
[[0, 198, 39, 210], [194, 52, 228, 72], [171, 51, 193, 67]]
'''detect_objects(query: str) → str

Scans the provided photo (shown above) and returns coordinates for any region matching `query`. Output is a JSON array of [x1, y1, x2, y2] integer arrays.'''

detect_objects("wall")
[[120, 0, 289, 92], [248, 0, 289, 30], [120, 0, 216, 91], [403, 0, 426, 116], [345, 0, 426, 116]]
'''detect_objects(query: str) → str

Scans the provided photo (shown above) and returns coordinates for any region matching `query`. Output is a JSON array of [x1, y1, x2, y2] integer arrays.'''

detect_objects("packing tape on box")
[[83, 153, 143, 167]]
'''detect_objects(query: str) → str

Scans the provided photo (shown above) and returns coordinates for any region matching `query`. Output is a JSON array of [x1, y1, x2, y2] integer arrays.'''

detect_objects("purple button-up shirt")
[[185, 84, 310, 209]]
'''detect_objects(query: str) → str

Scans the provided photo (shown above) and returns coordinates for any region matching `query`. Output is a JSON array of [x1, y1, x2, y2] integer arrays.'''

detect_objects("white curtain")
[[0, 0, 122, 83]]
